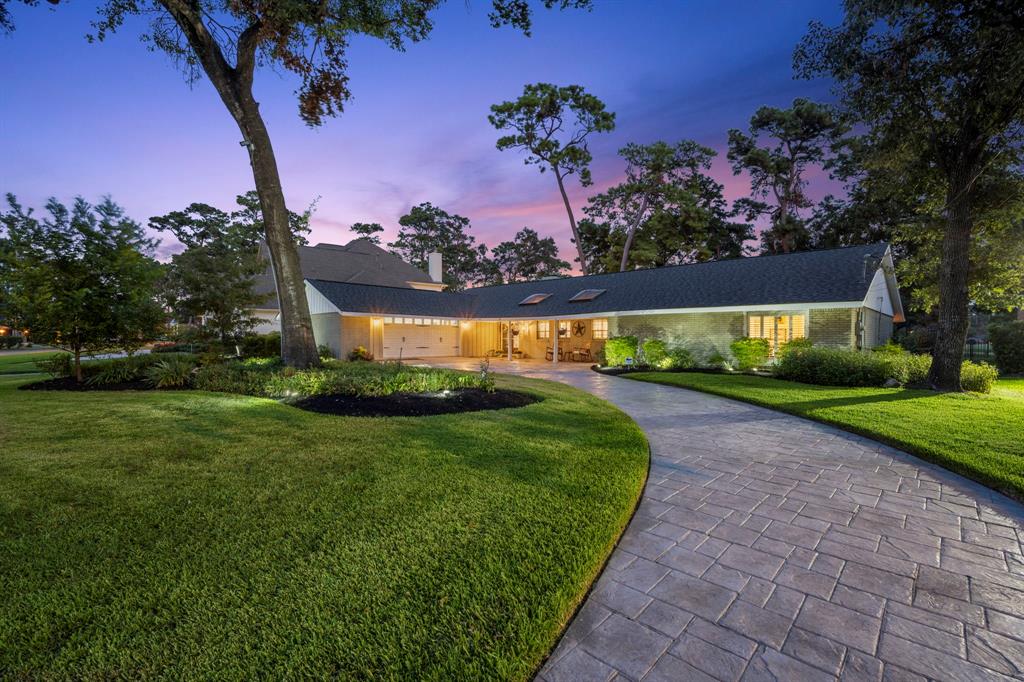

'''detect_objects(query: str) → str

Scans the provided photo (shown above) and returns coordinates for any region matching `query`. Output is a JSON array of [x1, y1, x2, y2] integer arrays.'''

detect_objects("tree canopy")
[[796, 0, 1024, 389], [389, 203, 491, 291], [349, 222, 384, 245], [728, 98, 849, 254], [489, 83, 614, 273], [490, 228, 569, 283]]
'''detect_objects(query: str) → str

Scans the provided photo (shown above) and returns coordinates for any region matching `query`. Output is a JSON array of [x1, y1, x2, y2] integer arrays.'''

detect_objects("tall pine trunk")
[[927, 168, 973, 391], [554, 171, 588, 274]]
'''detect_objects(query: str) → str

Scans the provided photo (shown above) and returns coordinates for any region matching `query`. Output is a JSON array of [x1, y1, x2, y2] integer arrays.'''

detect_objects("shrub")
[[730, 337, 770, 371], [904, 353, 932, 385], [36, 353, 72, 378], [85, 356, 148, 385], [989, 321, 1024, 375], [146, 356, 197, 388], [777, 338, 813, 359], [347, 345, 373, 361], [318, 344, 334, 360], [153, 341, 209, 354], [642, 339, 668, 367], [960, 361, 998, 393], [871, 340, 905, 355], [239, 332, 281, 358], [776, 347, 898, 387], [659, 347, 695, 370], [604, 336, 638, 367], [706, 351, 731, 370]]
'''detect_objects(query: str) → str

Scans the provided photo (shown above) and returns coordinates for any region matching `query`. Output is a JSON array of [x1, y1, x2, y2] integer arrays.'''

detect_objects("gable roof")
[[253, 239, 437, 310], [306, 243, 896, 319]]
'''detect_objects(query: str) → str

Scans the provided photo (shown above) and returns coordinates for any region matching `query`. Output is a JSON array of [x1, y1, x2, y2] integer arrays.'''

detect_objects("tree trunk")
[[236, 103, 320, 368], [619, 195, 650, 272], [158, 1, 320, 368], [927, 169, 973, 391], [74, 346, 81, 383], [554, 170, 588, 275]]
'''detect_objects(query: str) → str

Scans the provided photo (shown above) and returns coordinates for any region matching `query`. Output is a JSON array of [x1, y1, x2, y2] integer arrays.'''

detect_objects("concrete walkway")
[[428, 359, 1024, 681]]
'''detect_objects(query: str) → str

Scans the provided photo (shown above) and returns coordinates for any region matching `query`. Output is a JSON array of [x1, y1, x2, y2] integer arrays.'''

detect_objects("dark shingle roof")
[[254, 239, 437, 309], [308, 243, 892, 319], [308, 279, 477, 318]]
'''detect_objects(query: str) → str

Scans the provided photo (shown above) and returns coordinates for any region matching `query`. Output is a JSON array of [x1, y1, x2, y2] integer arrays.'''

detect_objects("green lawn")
[[628, 371, 1024, 501], [0, 374, 647, 679], [0, 351, 63, 375]]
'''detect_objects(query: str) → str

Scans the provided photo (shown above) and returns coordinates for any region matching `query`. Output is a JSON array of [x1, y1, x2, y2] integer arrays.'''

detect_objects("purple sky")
[[1, 1, 842, 266]]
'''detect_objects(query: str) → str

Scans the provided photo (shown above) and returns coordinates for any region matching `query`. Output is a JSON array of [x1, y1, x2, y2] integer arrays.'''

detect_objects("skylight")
[[519, 293, 551, 305], [569, 288, 607, 302]]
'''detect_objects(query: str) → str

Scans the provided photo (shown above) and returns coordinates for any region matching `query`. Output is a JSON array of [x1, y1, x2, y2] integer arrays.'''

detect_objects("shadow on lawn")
[[774, 388, 942, 413]]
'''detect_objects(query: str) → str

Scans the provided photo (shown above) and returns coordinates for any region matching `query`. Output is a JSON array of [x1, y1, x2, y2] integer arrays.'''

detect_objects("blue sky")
[[0, 1, 842, 262]]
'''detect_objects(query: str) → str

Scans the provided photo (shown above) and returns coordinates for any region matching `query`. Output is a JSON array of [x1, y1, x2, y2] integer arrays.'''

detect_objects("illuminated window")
[[592, 319, 608, 339], [537, 321, 550, 339], [383, 317, 393, 324], [450, 320, 459, 326], [747, 314, 806, 353], [519, 293, 551, 305], [403, 317, 413, 325]]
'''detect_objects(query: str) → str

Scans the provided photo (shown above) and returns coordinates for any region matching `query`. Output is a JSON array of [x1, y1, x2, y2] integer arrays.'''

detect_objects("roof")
[[307, 243, 894, 319], [254, 239, 437, 310]]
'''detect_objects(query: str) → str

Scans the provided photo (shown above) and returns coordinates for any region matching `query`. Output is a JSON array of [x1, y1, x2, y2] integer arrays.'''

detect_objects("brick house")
[[295, 243, 902, 363]]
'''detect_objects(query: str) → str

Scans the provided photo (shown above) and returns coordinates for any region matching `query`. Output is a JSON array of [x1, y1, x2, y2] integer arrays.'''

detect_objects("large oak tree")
[[796, 0, 1024, 390], [3, 0, 593, 366]]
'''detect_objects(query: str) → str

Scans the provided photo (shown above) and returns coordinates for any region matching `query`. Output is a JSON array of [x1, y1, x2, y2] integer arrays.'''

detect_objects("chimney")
[[428, 252, 443, 283]]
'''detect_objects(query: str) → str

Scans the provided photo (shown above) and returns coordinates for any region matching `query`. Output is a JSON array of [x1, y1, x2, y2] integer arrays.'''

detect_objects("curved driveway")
[[429, 360, 1024, 681]]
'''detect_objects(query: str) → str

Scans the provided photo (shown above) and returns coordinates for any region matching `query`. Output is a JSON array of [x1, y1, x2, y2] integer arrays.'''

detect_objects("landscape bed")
[[627, 371, 1024, 501], [0, 372, 648, 679]]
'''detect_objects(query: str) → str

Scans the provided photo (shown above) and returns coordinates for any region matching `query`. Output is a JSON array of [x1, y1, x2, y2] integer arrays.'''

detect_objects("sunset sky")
[[1, 1, 842, 265]]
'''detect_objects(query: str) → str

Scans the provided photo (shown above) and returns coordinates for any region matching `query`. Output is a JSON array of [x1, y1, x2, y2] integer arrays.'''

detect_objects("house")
[[250, 239, 444, 333], [299, 242, 903, 363]]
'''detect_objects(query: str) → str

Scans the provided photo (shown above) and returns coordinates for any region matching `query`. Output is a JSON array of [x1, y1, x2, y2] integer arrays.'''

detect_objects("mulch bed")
[[290, 388, 540, 417], [18, 377, 154, 391]]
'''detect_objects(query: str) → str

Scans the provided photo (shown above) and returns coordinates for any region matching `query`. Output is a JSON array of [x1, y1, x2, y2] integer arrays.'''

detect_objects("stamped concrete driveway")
[[427, 359, 1024, 681]]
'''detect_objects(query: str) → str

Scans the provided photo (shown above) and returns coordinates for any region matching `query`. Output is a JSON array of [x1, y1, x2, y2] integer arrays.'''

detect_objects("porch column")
[[552, 320, 559, 365], [507, 321, 513, 361]]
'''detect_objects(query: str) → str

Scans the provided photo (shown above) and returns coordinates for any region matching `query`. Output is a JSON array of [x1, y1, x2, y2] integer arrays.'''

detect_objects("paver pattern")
[[428, 360, 1024, 681]]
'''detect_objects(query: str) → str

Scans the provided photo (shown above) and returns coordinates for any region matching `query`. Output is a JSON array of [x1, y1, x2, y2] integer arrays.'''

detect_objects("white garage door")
[[382, 323, 458, 359]]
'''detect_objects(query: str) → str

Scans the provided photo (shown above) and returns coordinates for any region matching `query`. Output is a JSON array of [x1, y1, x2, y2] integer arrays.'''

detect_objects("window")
[[383, 317, 393, 324], [592, 318, 608, 339], [537, 321, 550, 339], [519, 293, 551, 305], [570, 288, 607, 302], [747, 314, 806, 353]]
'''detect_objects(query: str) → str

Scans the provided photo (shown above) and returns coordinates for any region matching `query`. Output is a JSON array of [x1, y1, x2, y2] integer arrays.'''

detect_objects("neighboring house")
[[251, 239, 444, 333], [300, 243, 903, 363]]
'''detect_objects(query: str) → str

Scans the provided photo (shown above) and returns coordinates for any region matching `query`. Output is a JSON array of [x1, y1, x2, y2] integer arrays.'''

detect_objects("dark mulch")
[[18, 377, 154, 391], [290, 388, 540, 417]]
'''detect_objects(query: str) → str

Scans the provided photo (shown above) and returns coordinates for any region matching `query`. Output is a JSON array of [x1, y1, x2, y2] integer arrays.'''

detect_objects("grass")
[[0, 373, 647, 680], [627, 371, 1024, 501], [0, 351, 63, 375]]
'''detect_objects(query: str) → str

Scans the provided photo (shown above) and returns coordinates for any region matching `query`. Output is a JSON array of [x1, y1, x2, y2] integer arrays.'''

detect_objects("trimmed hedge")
[[989, 321, 1024, 375], [641, 339, 668, 367]]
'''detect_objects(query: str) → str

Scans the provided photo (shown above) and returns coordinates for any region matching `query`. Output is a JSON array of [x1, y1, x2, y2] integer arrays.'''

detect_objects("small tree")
[[0, 194, 164, 381], [489, 83, 615, 273], [728, 99, 849, 254], [490, 228, 569, 283], [151, 195, 311, 347], [796, 0, 1024, 390], [389, 203, 491, 291]]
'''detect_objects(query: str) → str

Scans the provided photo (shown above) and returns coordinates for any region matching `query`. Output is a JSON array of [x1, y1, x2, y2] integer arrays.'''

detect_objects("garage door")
[[382, 322, 458, 359]]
